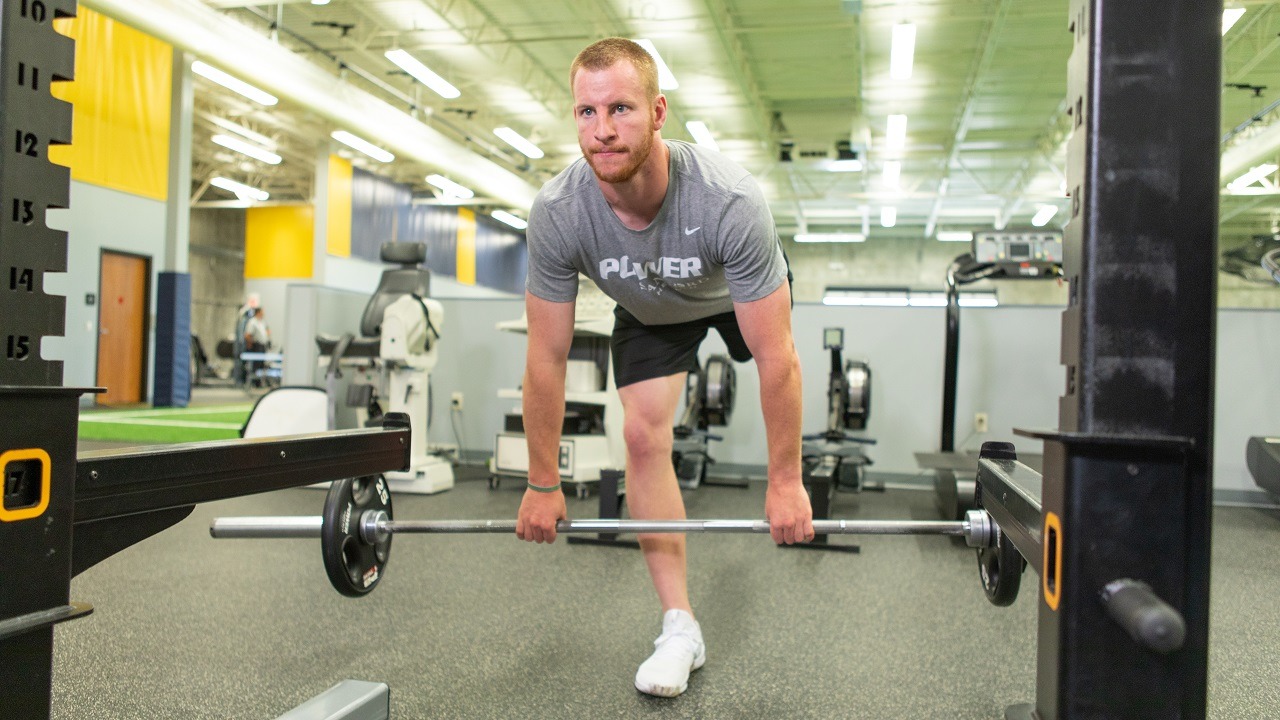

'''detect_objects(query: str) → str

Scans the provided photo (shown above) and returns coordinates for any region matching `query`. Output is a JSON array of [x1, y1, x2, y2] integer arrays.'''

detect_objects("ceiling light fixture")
[[1228, 163, 1278, 191], [882, 160, 901, 189], [210, 176, 269, 202], [491, 210, 528, 230], [385, 49, 460, 99], [936, 230, 974, 242], [192, 61, 277, 105], [1222, 8, 1246, 34], [1031, 205, 1059, 227], [890, 23, 916, 80], [331, 130, 395, 163], [880, 206, 897, 228], [426, 174, 474, 200], [211, 134, 282, 165], [794, 233, 866, 243], [886, 114, 908, 151], [685, 121, 719, 151], [634, 39, 679, 90], [493, 127, 544, 159], [208, 117, 274, 148]]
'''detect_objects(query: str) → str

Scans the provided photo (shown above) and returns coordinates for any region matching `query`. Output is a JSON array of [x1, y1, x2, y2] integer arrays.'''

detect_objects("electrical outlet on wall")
[[974, 412, 989, 433], [451, 391, 464, 411]]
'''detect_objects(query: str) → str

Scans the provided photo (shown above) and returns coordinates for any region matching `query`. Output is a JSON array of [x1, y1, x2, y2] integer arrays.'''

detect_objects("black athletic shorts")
[[610, 305, 753, 389]]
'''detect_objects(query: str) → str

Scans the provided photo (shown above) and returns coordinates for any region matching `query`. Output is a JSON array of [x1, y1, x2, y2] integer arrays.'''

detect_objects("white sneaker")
[[634, 609, 706, 697]]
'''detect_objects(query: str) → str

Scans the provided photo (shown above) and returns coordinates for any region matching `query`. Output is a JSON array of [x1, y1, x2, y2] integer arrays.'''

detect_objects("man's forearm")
[[756, 350, 804, 486], [523, 360, 568, 483]]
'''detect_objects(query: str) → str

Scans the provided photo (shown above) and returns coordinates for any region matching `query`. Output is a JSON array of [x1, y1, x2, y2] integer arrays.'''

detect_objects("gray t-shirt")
[[525, 140, 787, 325]]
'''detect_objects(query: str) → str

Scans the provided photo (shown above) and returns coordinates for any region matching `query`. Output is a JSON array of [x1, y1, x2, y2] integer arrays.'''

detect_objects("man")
[[515, 37, 814, 698]]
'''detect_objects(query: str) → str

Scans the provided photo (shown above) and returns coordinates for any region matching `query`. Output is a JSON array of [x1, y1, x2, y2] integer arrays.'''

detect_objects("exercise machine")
[[921, 230, 1063, 520], [671, 354, 737, 489], [1245, 239, 1280, 497], [797, 327, 876, 550], [307, 242, 454, 495], [491, 278, 624, 499]]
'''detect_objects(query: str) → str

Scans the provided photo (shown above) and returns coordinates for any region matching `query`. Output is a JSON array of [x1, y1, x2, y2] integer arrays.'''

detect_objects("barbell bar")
[[212, 511, 994, 547], [208, 476, 1015, 600]]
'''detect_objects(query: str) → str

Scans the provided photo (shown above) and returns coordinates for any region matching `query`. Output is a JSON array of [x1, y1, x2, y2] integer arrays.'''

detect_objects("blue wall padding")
[[349, 167, 527, 294], [351, 167, 412, 260], [153, 271, 191, 407]]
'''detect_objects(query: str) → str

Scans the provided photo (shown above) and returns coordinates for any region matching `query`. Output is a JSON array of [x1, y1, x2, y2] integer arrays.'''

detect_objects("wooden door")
[[96, 251, 149, 405]]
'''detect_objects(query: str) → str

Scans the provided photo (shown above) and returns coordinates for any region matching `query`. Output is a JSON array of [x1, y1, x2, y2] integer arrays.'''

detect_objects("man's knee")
[[623, 416, 674, 459]]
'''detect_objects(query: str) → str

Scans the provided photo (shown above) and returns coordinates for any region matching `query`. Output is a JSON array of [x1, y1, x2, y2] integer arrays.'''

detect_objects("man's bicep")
[[732, 283, 795, 362], [525, 292, 577, 361]]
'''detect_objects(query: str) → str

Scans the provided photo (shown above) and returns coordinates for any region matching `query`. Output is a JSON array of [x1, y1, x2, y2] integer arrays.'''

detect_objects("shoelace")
[[652, 629, 702, 654]]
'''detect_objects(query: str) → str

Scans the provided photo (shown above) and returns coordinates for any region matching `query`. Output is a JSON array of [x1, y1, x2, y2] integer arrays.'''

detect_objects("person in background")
[[242, 308, 270, 385]]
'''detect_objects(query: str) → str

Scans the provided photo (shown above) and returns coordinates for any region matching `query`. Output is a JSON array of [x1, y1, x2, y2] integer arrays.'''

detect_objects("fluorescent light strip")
[[192, 61, 277, 106], [883, 160, 901, 189], [426, 174, 474, 200], [211, 134, 281, 165], [385, 49, 460, 99], [491, 210, 528, 230], [210, 176, 269, 202], [331, 130, 394, 163], [634, 39, 679, 90], [1031, 205, 1059, 227], [936, 231, 974, 242], [1228, 163, 1278, 191], [794, 233, 865, 243], [1223, 8, 1246, 34], [890, 23, 916, 80], [208, 117, 274, 148], [880, 206, 897, 228], [493, 127, 544, 159], [886, 114, 907, 151], [685, 121, 719, 151]]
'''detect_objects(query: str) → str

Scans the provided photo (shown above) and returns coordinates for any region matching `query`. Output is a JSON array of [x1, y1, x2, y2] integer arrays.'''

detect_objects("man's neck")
[[598, 139, 670, 231]]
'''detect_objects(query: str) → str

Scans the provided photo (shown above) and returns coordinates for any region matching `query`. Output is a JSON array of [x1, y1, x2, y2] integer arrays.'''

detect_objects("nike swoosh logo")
[[685, 226, 701, 235]]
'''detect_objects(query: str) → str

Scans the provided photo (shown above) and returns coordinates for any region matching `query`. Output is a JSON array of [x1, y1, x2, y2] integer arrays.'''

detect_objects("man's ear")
[[652, 94, 668, 131]]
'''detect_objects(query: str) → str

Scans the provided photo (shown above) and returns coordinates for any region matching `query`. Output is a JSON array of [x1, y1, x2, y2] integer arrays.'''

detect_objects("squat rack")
[[0, 1, 1221, 719]]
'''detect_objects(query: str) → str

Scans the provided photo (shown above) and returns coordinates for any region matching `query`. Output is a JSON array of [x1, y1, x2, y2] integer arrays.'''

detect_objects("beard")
[[582, 123, 655, 184]]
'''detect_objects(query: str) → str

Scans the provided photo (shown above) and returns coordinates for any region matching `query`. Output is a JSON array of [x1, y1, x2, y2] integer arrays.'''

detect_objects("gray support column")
[[311, 144, 330, 285], [164, 50, 192, 273]]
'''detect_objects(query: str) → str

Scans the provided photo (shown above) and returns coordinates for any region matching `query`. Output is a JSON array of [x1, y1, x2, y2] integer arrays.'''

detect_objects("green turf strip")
[[78, 406, 253, 444]]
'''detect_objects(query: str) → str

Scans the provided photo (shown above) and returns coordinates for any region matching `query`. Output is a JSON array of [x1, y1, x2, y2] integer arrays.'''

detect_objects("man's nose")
[[593, 115, 616, 141]]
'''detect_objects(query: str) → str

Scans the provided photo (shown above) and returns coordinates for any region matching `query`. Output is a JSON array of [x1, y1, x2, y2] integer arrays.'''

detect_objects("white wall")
[[46, 182, 171, 400], [423, 298, 1279, 499]]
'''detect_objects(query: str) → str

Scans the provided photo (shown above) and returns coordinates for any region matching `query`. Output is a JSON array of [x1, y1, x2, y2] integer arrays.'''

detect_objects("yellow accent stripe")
[[456, 208, 477, 285], [326, 155, 353, 257], [245, 205, 315, 279], [1043, 511, 1063, 611], [0, 449, 52, 522]]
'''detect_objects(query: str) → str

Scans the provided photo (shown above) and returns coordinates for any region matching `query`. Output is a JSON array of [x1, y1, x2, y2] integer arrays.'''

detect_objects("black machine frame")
[[0, 1, 1221, 719]]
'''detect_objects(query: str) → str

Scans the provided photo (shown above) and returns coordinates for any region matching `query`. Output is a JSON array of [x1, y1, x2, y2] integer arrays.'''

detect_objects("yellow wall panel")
[[326, 155, 353, 257], [456, 208, 477, 285], [49, 9, 172, 200], [245, 206, 315, 279]]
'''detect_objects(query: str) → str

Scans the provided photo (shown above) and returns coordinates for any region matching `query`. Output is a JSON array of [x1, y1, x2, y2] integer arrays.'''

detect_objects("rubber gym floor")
[[54, 435, 1280, 718]]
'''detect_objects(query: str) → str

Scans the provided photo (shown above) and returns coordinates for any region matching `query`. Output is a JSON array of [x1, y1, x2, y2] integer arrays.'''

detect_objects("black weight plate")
[[322, 475, 393, 597], [977, 526, 1023, 607]]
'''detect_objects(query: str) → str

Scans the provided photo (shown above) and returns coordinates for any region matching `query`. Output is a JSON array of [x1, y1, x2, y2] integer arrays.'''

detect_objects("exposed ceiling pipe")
[[1220, 118, 1280, 184], [82, 0, 539, 210]]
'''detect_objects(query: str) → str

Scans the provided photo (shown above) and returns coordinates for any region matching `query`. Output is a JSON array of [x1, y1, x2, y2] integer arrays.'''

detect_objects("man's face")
[[572, 61, 666, 184]]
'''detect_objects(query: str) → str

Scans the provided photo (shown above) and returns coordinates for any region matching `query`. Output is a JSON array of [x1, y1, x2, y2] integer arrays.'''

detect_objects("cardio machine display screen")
[[1009, 242, 1031, 259]]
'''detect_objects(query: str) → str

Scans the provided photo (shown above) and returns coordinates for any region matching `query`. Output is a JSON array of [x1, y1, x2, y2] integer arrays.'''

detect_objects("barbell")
[[210, 475, 1023, 603]]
